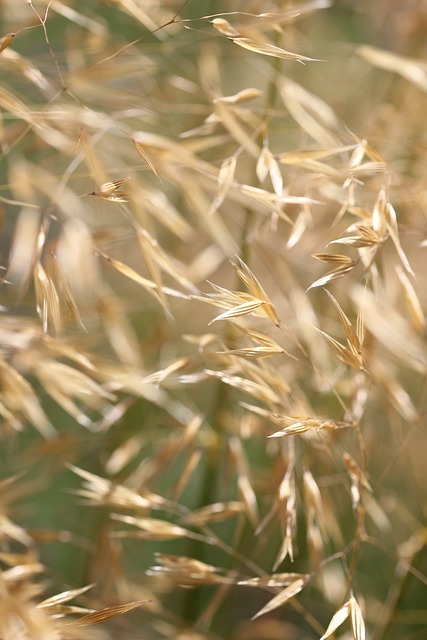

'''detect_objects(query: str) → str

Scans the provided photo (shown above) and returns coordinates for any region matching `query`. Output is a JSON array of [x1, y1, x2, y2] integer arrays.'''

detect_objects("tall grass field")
[[0, 1, 426, 638]]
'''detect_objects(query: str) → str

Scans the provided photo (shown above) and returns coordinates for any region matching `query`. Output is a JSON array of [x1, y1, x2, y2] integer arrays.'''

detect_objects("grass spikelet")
[[0, 32, 15, 53], [68, 465, 166, 510], [210, 155, 237, 214], [238, 573, 309, 588], [146, 553, 227, 586], [319, 600, 350, 640], [110, 514, 211, 543], [33, 261, 61, 335], [89, 178, 130, 203], [251, 577, 308, 620], [232, 256, 281, 327], [70, 600, 149, 626], [230, 38, 322, 64], [268, 416, 352, 438], [183, 501, 245, 525]]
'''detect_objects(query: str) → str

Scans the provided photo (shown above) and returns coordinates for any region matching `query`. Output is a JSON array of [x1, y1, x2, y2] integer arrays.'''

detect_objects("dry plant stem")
[[27, 0, 66, 89]]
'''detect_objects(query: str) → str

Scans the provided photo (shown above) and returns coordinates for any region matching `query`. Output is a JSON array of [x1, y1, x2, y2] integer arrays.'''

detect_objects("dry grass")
[[0, 0, 426, 638]]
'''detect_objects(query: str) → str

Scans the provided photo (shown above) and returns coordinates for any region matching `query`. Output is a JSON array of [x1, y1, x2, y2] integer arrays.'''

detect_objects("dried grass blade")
[[240, 184, 321, 206], [319, 600, 350, 640], [56, 217, 99, 304], [206, 370, 282, 404], [34, 261, 61, 334], [151, 553, 217, 574], [238, 573, 309, 588], [147, 553, 226, 586], [105, 432, 143, 475], [0, 514, 35, 547], [356, 302, 366, 355], [70, 600, 149, 626], [357, 45, 427, 92], [308, 263, 356, 290], [343, 453, 372, 509], [135, 225, 198, 294], [2, 562, 45, 582], [232, 256, 280, 326], [68, 464, 166, 510], [209, 299, 265, 324], [257, 147, 283, 196], [39, 584, 95, 608], [210, 155, 237, 214], [132, 137, 159, 177], [287, 209, 311, 248], [251, 578, 307, 620], [0, 86, 32, 122], [280, 78, 342, 146], [99, 252, 159, 299], [350, 597, 366, 640], [183, 501, 245, 525], [220, 345, 284, 358], [231, 37, 321, 63], [374, 363, 418, 422], [270, 415, 352, 438], [303, 470, 328, 545], [51, 256, 86, 330], [0, 361, 55, 438], [315, 328, 364, 369], [313, 253, 354, 265], [396, 266, 425, 333], [246, 330, 283, 349], [256, 146, 270, 183], [386, 202, 414, 275], [325, 290, 361, 354], [278, 144, 357, 163], [144, 190, 193, 241], [352, 286, 427, 372], [171, 450, 202, 499], [111, 514, 197, 540], [329, 232, 379, 248], [214, 100, 259, 158]]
